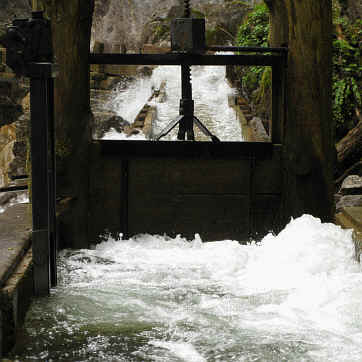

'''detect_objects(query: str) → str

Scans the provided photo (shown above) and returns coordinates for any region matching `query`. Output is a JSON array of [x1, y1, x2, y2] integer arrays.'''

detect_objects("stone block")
[[340, 175, 362, 195]]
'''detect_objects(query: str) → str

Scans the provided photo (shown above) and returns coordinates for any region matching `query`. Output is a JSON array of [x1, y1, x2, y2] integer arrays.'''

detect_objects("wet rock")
[[124, 126, 140, 137], [8, 113, 29, 178], [249, 117, 270, 142], [0, 95, 22, 127], [93, 114, 130, 139], [0, 191, 16, 206], [336, 195, 362, 212], [340, 175, 362, 195]]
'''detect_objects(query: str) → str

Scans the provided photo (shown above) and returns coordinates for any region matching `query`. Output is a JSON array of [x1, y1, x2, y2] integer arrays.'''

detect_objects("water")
[[0, 191, 29, 214], [103, 62, 243, 141], [11, 215, 362, 361]]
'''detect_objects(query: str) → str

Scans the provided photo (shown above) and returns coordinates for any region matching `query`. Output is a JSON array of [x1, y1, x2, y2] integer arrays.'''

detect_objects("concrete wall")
[[0, 203, 33, 357]]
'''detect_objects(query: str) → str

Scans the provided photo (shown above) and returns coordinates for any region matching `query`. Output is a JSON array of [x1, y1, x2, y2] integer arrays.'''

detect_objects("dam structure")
[[0, 2, 361, 359]]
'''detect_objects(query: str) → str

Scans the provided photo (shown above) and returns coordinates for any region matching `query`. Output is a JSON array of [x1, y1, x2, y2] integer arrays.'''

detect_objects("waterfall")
[[103, 61, 243, 142]]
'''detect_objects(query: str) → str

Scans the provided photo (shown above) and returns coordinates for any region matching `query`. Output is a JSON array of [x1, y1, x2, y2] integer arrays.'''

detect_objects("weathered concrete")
[[0, 202, 32, 357], [335, 206, 362, 262], [0, 203, 31, 287], [0, 248, 32, 357]]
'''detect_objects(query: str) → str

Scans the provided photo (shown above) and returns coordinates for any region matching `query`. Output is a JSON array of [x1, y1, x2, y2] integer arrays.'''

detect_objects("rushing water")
[[102, 62, 243, 141], [11, 215, 362, 361]]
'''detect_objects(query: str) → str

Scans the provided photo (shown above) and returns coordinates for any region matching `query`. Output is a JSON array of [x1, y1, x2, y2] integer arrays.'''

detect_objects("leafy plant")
[[234, 0, 362, 141], [332, 2, 361, 139], [235, 3, 270, 110]]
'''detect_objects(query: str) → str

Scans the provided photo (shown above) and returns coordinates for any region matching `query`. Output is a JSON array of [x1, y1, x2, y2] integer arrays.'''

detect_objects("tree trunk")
[[41, 0, 94, 248], [264, 0, 288, 47], [266, 0, 335, 222], [336, 120, 362, 177]]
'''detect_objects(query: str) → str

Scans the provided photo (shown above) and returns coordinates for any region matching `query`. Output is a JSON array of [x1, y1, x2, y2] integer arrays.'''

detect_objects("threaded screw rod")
[[184, 0, 191, 18]]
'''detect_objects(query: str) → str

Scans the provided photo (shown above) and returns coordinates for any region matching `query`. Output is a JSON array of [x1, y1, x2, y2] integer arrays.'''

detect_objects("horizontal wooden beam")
[[97, 140, 281, 160], [89, 53, 283, 66]]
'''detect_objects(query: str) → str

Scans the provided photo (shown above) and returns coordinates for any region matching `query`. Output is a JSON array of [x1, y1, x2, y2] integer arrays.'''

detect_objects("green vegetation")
[[236, 4, 271, 108], [332, 2, 362, 139], [235, 1, 362, 141], [236, 3, 269, 48], [152, 23, 170, 43]]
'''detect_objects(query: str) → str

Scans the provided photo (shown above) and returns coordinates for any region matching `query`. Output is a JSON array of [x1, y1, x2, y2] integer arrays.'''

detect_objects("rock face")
[[340, 175, 362, 195], [0, 78, 28, 187], [335, 175, 362, 212], [92, 0, 252, 51], [0, 0, 31, 38], [0, 124, 15, 186]]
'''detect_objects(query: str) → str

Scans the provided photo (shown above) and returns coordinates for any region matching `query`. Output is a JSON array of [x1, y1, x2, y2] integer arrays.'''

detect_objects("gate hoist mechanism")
[[155, 0, 220, 142]]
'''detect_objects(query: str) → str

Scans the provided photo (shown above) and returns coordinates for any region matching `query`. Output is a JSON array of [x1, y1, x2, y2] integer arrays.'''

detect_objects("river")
[[10, 215, 362, 361], [102, 60, 243, 142]]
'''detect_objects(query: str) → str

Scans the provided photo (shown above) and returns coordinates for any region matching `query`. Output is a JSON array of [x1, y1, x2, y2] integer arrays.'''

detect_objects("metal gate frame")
[[89, 49, 287, 241]]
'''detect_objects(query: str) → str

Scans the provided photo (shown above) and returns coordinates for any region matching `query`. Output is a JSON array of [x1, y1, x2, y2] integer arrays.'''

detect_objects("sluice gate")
[[1, 0, 287, 295], [90, 141, 282, 242]]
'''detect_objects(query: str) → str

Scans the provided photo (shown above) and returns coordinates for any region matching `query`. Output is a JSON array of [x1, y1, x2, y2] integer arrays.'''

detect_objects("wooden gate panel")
[[128, 158, 250, 240], [89, 141, 283, 243], [128, 159, 250, 194], [89, 147, 123, 242], [128, 193, 250, 241]]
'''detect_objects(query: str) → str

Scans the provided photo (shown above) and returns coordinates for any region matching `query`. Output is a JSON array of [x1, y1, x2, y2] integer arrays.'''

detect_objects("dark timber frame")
[[89, 50, 287, 242]]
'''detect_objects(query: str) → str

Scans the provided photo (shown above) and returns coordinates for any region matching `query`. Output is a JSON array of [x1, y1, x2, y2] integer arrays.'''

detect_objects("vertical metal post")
[[47, 77, 57, 287], [30, 76, 51, 296]]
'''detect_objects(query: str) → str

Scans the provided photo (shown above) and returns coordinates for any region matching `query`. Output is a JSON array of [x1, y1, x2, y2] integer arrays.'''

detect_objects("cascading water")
[[11, 215, 362, 361], [102, 62, 243, 142]]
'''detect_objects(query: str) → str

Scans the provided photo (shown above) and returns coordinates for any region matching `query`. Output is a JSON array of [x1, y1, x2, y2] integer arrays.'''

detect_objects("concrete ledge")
[[0, 248, 33, 357], [0, 204, 31, 288], [0, 203, 33, 357], [335, 206, 362, 262]]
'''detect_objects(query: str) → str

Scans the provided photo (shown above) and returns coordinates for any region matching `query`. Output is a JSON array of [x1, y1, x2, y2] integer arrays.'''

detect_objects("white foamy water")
[[14, 215, 362, 361], [0, 191, 29, 214], [103, 60, 242, 141]]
